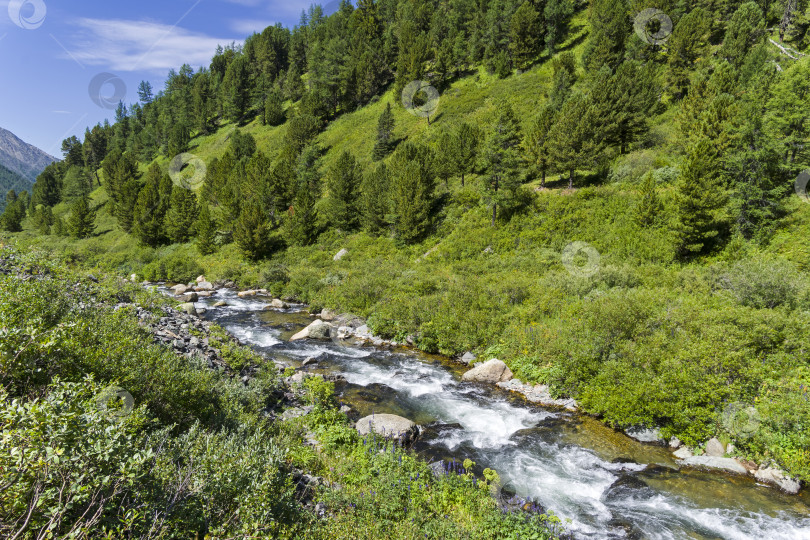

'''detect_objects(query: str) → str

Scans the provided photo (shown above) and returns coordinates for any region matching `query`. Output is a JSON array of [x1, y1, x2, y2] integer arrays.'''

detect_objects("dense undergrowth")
[[0, 246, 562, 539]]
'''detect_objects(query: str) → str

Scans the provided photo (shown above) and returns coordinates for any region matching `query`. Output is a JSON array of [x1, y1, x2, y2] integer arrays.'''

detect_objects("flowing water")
[[164, 287, 810, 539]]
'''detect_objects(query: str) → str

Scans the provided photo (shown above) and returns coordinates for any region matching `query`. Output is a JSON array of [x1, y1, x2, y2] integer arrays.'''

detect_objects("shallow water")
[[165, 287, 810, 539]]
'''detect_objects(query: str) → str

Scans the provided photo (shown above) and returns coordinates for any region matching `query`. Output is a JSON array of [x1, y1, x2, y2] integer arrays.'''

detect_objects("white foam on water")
[[340, 356, 453, 396], [611, 494, 810, 540], [225, 324, 281, 348], [286, 343, 374, 359]]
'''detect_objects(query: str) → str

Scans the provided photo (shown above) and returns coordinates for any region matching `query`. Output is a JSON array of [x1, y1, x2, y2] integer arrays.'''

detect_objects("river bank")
[[140, 275, 810, 539]]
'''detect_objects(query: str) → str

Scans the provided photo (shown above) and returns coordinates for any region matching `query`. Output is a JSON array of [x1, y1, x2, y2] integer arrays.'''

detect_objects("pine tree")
[[582, 0, 629, 73], [164, 186, 200, 243], [667, 8, 710, 99], [137, 80, 154, 103], [509, 1, 542, 71], [390, 143, 435, 244], [525, 105, 556, 188], [222, 56, 250, 122], [264, 89, 285, 126], [434, 130, 458, 188], [765, 58, 810, 166], [229, 129, 257, 161], [132, 164, 170, 246], [326, 151, 361, 230], [635, 171, 662, 226], [283, 145, 322, 247], [480, 104, 525, 226], [195, 202, 217, 255], [453, 122, 481, 187], [727, 109, 788, 240], [361, 162, 391, 235], [372, 103, 395, 161], [31, 163, 62, 207], [234, 200, 271, 260], [544, 0, 574, 54], [0, 191, 25, 232], [66, 195, 96, 239], [719, 2, 765, 69], [52, 216, 66, 237], [547, 92, 592, 189], [675, 138, 728, 256], [588, 61, 658, 155]]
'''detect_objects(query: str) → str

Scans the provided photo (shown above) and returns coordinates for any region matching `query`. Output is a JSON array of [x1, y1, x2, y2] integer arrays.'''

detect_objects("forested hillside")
[[4, 0, 810, 487]]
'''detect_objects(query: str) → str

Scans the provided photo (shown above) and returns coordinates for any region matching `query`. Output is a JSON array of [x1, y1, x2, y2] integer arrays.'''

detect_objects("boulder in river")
[[678, 456, 748, 475], [181, 292, 199, 303], [754, 467, 802, 495], [177, 302, 196, 315], [462, 358, 513, 384], [196, 281, 214, 291], [320, 308, 337, 321], [238, 290, 257, 298], [268, 298, 289, 309], [213, 300, 228, 307], [460, 351, 477, 365], [625, 426, 665, 445], [196, 275, 206, 283], [673, 447, 693, 459], [355, 413, 419, 445], [171, 284, 189, 295], [290, 319, 331, 341], [705, 437, 725, 457], [603, 475, 654, 502]]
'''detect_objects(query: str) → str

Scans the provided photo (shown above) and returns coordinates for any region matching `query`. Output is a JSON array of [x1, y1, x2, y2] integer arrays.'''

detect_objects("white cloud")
[[66, 18, 239, 73], [229, 18, 277, 35]]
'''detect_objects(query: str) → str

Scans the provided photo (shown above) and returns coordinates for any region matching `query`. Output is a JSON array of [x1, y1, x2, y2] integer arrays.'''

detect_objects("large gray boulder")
[[679, 456, 748, 475], [181, 292, 199, 303], [177, 302, 196, 315], [334, 248, 349, 261], [462, 359, 513, 384], [460, 351, 477, 365], [290, 320, 332, 341], [269, 299, 289, 309], [626, 427, 665, 445], [705, 437, 726, 457], [754, 467, 802, 495], [355, 413, 419, 445], [196, 281, 214, 291], [171, 284, 189, 295]]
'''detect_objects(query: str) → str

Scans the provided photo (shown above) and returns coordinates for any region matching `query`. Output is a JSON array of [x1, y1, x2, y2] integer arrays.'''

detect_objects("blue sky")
[[0, 0, 340, 157]]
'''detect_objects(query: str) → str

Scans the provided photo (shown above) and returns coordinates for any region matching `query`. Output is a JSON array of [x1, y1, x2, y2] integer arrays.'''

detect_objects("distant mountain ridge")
[[0, 127, 58, 183]]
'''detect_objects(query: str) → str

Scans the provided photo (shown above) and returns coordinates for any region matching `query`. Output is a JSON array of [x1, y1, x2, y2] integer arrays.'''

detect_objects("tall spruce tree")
[[360, 162, 391, 235], [283, 145, 322, 247], [667, 8, 710, 99], [66, 195, 96, 239], [326, 151, 361, 230], [582, 0, 629, 73], [195, 202, 217, 255], [675, 138, 728, 256], [727, 109, 788, 240], [264, 89, 286, 126], [509, 1, 542, 71], [480, 104, 525, 225], [234, 200, 271, 260], [164, 186, 200, 243], [132, 164, 171, 247], [547, 92, 593, 189], [525, 105, 556, 188], [372, 103, 396, 161], [390, 143, 435, 244], [452, 122, 481, 187]]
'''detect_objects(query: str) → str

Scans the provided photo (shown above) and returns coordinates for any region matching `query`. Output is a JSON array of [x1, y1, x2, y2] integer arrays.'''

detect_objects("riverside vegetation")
[[0, 247, 563, 538], [2, 0, 810, 505]]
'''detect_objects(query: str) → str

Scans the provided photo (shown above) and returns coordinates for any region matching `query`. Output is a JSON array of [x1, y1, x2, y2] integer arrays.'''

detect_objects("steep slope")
[[0, 127, 58, 183]]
